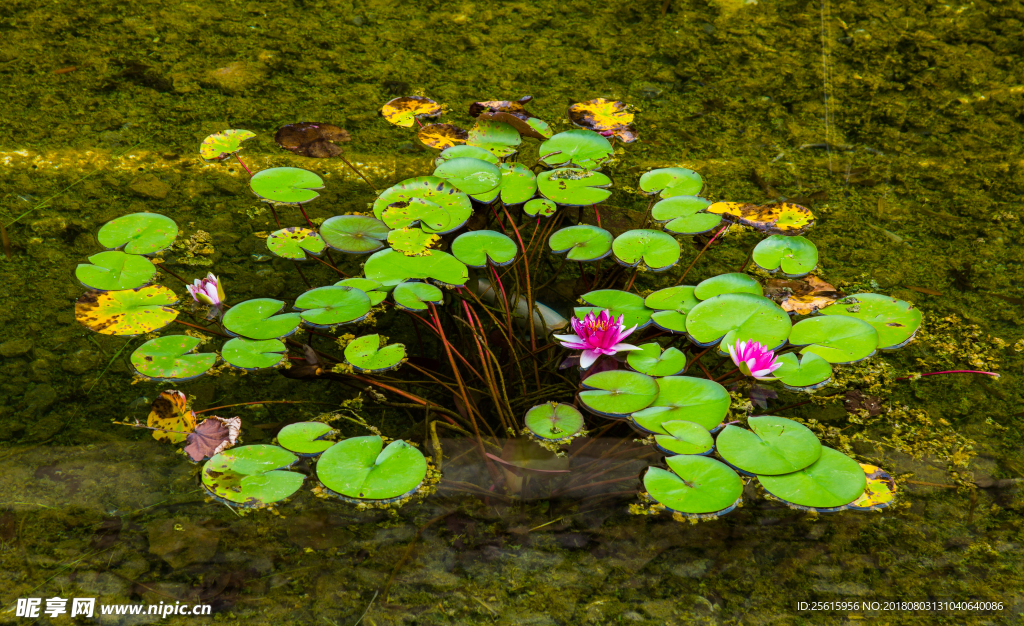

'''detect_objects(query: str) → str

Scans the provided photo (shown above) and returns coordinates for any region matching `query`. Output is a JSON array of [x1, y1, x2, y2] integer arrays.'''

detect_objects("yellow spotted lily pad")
[[199, 129, 256, 162], [848, 464, 897, 511], [146, 390, 196, 444], [75, 285, 178, 336], [388, 227, 440, 256], [418, 123, 468, 150], [708, 202, 815, 235], [266, 227, 326, 260], [381, 96, 442, 127], [567, 98, 638, 143]]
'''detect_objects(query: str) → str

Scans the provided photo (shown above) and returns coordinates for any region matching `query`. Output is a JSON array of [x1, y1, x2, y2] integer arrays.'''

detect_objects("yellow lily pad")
[[147, 390, 196, 444], [567, 98, 638, 143], [199, 129, 256, 162], [848, 464, 897, 510], [387, 227, 441, 256], [707, 201, 815, 235], [381, 96, 442, 128], [75, 285, 179, 336], [418, 123, 468, 150]]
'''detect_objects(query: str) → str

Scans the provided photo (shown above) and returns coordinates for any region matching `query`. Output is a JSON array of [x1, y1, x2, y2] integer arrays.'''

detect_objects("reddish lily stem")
[[489, 204, 508, 233], [234, 154, 252, 178], [176, 320, 230, 338], [592, 204, 602, 228], [489, 264, 515, 341], [196, 400, 331, 414], [676, 224, 729, 285], [897, 370, 1000, 381]]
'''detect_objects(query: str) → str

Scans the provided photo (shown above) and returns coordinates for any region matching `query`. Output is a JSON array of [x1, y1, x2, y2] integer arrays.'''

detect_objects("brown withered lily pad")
[[844, 389, 884, 417], [381, 96, 442, 127], [765, 275, 842, 315], [275, 122, 351, 158], [469, 96, 550, 140], [707, 201, 815, 235], [567, 98, 638, 143], [418, 123, 468, 150], [184, 416, 241, 462]]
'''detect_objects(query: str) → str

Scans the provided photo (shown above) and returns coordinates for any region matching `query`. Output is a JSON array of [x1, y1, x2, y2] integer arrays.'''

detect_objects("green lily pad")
[[336, 278, 387, 306], [538, 129, 614, 170], [575, 289, 654, 330], [631, 376, 730, 433], [131, 335, 216, 381], [639, 168, 704, 198], [758, 447, 867, 510], [643, 455, 742, 517], [432, 157, 502, 195], [387, 227, 440, 256], [97, 213, 178, 255], [319, 215, 390, 255], [654, 421, 715, 456], [451, 230, 517, 268], [317, 436, 427, 501], [716, 416, 822, 476], [578, 370, 659, 418], [221, 338, 287, 371], [498, 163, 537, 205], [627, 343, 688, 376], [548, 225, 613, 262], [393, 281, 444, 312], [364, 249, 469, 288], [524, 402, 586, 442], [199, 129, 256, 162], [76, 250, 156, 291], [524, 198, 557, 218], [75, 286, 178, 336], [372, 176, 472, 235], [250, 167, 324, 205], [788, 315, 879, 364], [277, 422, 335, 456], [266, 227, 326, 260], [694, 273, 763, 300], [819, 293, 922, 350], [651, 196, 721, 235], [752, 235, 818, 277], [537, 169, 612, 206], [294, 286, 372, 328], [686, 293, 791, 352], [612, 229, 681, 272], [223, 298, 302, 340], [526, 117, 553, 138], [434, 145, 500, 166], [344, 334, 406, 373], [467, 120, 521, 158], [202, 445, 304, 507], [645, 286, 699, 333], [773, 352, 833, 390]]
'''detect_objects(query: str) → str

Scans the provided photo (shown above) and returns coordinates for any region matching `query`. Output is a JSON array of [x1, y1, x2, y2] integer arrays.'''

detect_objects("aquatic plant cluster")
[[69, 95, 923, 519]]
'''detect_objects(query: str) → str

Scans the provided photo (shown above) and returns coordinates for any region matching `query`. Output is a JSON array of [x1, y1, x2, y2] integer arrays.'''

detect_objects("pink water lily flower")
[[554, 309, 641, 369], [187, 273, 226, 307], [727, 339, 783, 380]]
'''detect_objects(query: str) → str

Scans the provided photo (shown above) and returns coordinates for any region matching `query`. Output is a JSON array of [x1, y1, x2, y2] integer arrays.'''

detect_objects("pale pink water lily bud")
[[554, 309, 641, 370], [727, 339, 783, 380], [187, 273, 225, 307]]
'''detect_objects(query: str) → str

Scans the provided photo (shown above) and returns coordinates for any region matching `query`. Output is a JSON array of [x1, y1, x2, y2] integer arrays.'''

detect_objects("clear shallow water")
[[1, 0, 1023, 624]]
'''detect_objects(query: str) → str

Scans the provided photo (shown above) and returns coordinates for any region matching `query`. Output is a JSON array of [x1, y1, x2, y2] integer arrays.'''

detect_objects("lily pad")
[[498, 163, 537, 205], [772, 352, 833, 390], [708, 202, 815, 235], [434, 145, 500, 166], [146, 390, 195, 444], [645, 286, 699, 333], [76, 250, 156, 291], [752, 235, 818, 277], [848, 464, 897, 511], [788, 315, 879, 364], [432, 157, 502, 195], [266, 227, 326, 260], [716, 416, 822, 476], [686, 293, 791, 351], [294, 286, 372, 328], [344, 334, 406, 373], [418, 123, 469, 150], [202, 445, 304, 507], [372, 176, 472, 235], [200, 129, 256, 162], [336, 278, 387, 306], [765, 275, 842, 315], [575, 290, 654, 330], [97, 213, 178, 255], [567, 98, 637, 142], [524, 198, 558, 218], [538, 129, 614, 170], [638, 168, 703, 198], [578, 370, 659, 418], [320, 215, 390, 255], [223, 298, 302, 340], [467, 120, 521, 158], [631, 376, 730, 433], [626, 343, 688, 377], [131, 335, 216, 381], [275, 122, 350, 158], [381, 96, 442, 127], [548, 225, 613, 262], [537, 169, 612, 206], [250, 167, 325, 205], [387, 227, 440, 256], [758, 447, 867, 510], [612, 229, 680, 271], [819, 293, 922, 350], [469, 96, 552, 139], [524, 402, 586, 442], [277, 422, 335, 456], [75, 286, 178, 336], [651, 196, 721, 235], [317, 436, 427, 501], [451, 230, 517, 268], [694, 273, 763, 300], [364, 249, 469, 288], [654, 421, 714, 456], [221, 338, 287, 370], [643, 455, 742, 517], [393, 281, 444, 312]]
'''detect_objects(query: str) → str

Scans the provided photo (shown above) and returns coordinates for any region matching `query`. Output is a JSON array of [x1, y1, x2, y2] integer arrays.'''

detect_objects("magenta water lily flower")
[[554, 309, 640, 369], [187, 273, 225, 307], [727, 339, 783, 380]]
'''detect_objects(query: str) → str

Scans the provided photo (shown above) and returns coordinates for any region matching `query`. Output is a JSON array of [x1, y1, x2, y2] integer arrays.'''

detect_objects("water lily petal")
[[579, 350, 600, 369]]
